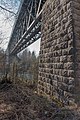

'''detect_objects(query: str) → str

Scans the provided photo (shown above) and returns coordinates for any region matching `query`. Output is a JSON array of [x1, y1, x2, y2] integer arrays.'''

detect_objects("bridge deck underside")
[[8, 0, 46, 55]]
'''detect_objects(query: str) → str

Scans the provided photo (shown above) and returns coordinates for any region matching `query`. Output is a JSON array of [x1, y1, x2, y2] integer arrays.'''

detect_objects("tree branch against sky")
[[0, 5, 16, 15], [0, 0, 20, 50]]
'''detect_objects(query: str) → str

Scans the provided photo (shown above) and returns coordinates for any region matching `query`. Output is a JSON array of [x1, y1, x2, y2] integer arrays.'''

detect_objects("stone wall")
[[38, 0, 80, 105], [73, 0, 80, 104]]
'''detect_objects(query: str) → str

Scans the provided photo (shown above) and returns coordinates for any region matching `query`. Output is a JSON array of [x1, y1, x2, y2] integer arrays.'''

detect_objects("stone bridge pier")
[[38, 0, 80, 106]]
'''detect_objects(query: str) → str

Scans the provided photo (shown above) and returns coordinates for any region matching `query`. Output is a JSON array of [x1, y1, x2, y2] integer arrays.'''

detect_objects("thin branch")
[[0, 5, 16, 15]]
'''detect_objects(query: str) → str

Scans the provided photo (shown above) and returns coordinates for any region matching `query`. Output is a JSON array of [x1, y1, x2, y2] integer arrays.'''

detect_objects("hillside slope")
[[0, 80, 80, 120]]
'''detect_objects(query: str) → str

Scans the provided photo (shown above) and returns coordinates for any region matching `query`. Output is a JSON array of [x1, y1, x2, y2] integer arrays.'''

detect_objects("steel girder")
[[8, 0, 46, 55]]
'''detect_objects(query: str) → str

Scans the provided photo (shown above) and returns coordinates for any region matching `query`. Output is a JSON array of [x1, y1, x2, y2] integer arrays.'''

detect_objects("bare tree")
[[0, 0, 20, 49], [0, 0, 20, 77]]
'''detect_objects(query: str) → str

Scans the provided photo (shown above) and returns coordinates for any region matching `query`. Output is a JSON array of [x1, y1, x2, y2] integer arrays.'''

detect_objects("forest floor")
[[0, 79, 80, 120]]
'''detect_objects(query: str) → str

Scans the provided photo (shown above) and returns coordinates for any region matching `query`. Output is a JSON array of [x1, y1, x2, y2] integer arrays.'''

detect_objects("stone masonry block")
[[38, 0, 80, 106]]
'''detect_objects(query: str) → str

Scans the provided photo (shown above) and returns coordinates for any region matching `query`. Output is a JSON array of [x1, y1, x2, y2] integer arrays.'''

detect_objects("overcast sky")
[[0, 0, 40, 55]]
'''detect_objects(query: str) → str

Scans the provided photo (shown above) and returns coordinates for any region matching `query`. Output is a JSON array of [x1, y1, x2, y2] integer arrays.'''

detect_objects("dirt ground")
[[0, 80, 80, 120]]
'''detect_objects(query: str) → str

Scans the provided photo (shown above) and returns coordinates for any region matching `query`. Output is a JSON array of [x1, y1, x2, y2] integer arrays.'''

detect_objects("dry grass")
[[0, 79, 80, 120]]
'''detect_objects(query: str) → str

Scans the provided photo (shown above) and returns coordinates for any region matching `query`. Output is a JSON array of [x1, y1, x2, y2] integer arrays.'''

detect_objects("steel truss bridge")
[[8, 0, 46, 55]]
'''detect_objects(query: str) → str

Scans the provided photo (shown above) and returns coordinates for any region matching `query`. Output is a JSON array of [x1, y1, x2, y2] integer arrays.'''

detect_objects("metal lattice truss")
[[8, 0, 46, 55]]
